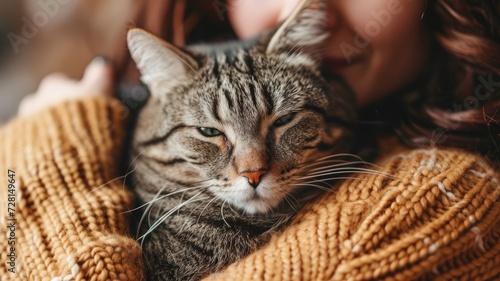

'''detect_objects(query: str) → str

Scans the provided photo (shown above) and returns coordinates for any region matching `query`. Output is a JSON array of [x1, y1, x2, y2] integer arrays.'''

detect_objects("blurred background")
[[0, 0, 136, 123]]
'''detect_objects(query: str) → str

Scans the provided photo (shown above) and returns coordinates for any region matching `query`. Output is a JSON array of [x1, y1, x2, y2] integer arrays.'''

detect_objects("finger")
[[18, 94, 37, 117], [82, 57, 115, 96], [38, 72, 70, 92], [82, 57, 113, 84]]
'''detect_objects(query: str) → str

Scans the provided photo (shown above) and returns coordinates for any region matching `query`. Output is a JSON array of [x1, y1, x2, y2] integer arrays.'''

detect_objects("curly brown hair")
[[396, 0, 500, 161]]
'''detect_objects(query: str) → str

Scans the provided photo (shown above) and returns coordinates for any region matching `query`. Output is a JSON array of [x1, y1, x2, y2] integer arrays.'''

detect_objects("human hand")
[[18, 57, 114, 117]]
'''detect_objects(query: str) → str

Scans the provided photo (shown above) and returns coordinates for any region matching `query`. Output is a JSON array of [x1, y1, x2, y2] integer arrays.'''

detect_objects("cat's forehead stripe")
[[209, 52, 278, 115], [211, 97, 221, 122], [243, 54, 255, 77], [223, 89, 234, 108]]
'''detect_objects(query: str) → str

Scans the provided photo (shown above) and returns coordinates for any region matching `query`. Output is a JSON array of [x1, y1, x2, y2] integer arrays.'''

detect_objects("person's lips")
[[325, 55, 364, 71]]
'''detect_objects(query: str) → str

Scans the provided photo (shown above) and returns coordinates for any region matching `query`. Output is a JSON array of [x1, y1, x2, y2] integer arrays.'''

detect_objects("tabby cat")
[[127, 0, 356, 280]]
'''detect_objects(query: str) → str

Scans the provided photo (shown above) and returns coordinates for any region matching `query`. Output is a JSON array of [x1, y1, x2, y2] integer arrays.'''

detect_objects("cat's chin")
[[224, 192, 282, 215], [220, 177, 283, 215], [239, 198, 279, 215]]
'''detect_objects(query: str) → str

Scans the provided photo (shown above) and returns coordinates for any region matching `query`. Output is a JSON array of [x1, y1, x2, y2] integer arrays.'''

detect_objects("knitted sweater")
[[0, 97, 498, 281]]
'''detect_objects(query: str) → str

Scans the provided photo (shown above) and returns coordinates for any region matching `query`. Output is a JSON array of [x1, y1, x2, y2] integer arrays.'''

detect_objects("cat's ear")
[[127, 28, 198, 92], [266, 0, 328, 57]]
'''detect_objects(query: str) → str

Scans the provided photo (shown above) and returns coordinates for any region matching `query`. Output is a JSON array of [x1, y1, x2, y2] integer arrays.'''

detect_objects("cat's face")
[[128, 0, 355, 215]]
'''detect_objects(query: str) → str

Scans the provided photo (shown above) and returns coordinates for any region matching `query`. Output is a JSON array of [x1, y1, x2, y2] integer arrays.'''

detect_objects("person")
[[1, 0, 498, 280]]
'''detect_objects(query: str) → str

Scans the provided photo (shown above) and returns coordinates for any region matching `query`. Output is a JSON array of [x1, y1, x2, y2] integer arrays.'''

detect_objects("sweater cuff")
[[0, 97, 144, 280]]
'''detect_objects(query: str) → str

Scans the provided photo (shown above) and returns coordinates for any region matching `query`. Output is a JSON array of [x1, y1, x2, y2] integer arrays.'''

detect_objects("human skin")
[[18, 57, 114, 117], [228, 0, 431, 106]]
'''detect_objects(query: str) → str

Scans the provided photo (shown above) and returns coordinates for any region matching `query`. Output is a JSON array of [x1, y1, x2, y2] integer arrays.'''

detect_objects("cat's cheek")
[[274, 132, 321, 164], [176, 132, 229, 163]]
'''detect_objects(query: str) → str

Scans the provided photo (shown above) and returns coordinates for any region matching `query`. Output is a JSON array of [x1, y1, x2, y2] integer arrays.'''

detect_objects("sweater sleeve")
[[0, 97, 144, 281], [204, 149, 500, 281]]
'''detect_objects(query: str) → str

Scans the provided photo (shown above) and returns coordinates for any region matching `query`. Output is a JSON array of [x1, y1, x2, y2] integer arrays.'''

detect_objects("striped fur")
[[127, 1, 356, 280]]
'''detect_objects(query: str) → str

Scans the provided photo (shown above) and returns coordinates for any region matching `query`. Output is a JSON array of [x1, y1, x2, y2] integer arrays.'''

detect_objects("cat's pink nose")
[[241, 169, 268, 188]]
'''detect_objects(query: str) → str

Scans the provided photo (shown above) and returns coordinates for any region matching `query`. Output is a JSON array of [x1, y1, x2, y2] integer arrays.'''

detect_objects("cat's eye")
[[273, 113, 297, 127], [198, 127, 223, 137]]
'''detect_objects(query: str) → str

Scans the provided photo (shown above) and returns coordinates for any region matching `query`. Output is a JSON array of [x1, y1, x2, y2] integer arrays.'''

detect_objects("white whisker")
[[283, 193, 300, 213], [136, 184, 170, 237], [294, 176, 366, 187], [221, 200, 231, 227], [176, 193, 219, 233], [264, 214, 293, 234], [126, 184, 209, 214], [134, 183, 211, 239], [307, 167, 392, 178], [138, 192, 206, 244], [291, 182, 335, 193], [297, 159, 347, 170], [86, 166, 138, 196], [297, 153, 371, 170], [315, 153, 365, 162], [297, 170, 382, 180], [196, 195, 221, 224], [126, 150, 145, 173], [304, 161, 377, 173]]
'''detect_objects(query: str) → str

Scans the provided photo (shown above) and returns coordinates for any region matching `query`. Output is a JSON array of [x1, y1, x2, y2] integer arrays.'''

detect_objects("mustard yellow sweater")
[[0, 97, 498, 281]]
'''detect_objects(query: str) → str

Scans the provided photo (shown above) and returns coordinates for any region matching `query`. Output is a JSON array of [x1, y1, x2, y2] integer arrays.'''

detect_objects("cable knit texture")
[[0, 98, 143, 281], [1, 97, 499, 280]]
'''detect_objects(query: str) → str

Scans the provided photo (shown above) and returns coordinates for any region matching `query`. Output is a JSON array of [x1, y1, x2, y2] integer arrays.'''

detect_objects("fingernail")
[[92, 56, 112, 64]]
